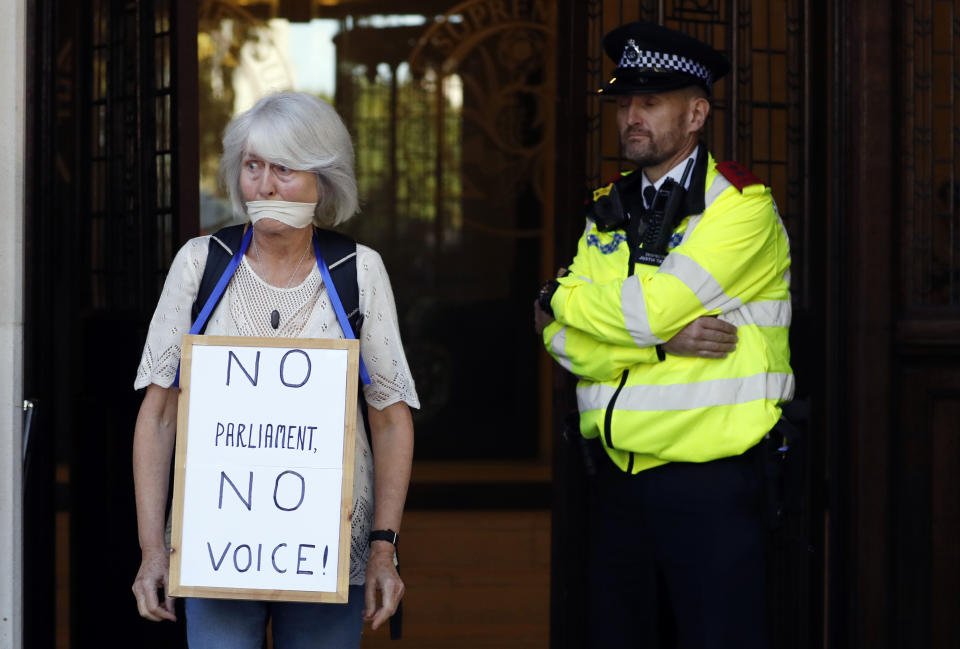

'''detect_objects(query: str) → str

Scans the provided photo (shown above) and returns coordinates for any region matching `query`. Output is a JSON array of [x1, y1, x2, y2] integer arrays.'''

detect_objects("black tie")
[[643, 185, 657, 210]]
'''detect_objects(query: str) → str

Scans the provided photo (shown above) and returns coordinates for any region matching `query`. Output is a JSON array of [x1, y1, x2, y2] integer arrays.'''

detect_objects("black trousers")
[[586, 449, 768, 649]]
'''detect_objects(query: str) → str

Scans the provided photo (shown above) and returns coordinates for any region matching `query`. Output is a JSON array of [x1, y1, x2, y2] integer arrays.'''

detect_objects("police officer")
[[534, 22, 793, 649]]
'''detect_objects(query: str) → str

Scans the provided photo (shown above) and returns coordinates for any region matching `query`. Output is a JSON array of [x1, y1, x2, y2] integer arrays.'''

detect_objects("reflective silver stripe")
[[773, 201, 794, 287], [681, 175, 734, 243], [548, 327, 575, 374], [577, 372, 795, 412], [659, 253, 742, 312], [621, 275, 664, 347], [705, 174, 733, 206], [576, 383, 598, 414], [576, 275, 594, 284], [680, 214, 702, 245], [719, 300, 791, 328]]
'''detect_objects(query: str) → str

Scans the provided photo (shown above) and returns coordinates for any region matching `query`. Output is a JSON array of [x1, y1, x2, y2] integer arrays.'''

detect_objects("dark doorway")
[[24, 0, 194, 646]]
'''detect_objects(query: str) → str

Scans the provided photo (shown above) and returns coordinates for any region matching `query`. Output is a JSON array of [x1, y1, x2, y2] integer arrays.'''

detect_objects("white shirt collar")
[[641, 149, 699, 207]]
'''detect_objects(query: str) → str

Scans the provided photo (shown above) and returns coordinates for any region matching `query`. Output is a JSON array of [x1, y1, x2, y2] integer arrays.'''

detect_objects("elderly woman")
[[131, 92, 418, 648]]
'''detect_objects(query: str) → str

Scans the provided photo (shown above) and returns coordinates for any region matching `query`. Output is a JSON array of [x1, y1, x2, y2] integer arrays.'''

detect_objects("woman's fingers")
[[364, 551, 405, 630], [132, 549, 177, 622]]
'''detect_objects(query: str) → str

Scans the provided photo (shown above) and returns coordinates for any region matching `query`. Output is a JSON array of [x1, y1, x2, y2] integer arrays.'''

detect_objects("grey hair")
[[219, 92, 359, 226]]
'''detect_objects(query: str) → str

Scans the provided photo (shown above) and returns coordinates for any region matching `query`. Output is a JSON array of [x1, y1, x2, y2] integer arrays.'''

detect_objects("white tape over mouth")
[[246, 200, 316, 229]]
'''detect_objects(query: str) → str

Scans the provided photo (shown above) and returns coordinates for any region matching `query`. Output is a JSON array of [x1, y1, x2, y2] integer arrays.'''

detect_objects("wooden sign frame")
[[168, 335, 358, 603]]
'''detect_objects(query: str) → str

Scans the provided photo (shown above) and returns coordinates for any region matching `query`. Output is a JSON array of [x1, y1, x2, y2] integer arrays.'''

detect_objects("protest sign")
[[168, 335, 358, 603]]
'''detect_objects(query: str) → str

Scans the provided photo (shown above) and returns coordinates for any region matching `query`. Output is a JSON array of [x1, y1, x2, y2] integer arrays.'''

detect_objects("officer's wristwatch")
[[537, 279, 560, 317]]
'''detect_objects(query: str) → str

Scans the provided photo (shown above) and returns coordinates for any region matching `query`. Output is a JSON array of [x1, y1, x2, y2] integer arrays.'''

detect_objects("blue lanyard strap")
[[313, 234, 372, 386]]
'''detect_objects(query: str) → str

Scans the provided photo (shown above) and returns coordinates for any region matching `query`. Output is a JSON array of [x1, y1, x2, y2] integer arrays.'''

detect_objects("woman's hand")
[[131, 384, 179, 622], [363, 401, 414, 629], [132, 546, 176, 622], [363, 543, 404, 629]]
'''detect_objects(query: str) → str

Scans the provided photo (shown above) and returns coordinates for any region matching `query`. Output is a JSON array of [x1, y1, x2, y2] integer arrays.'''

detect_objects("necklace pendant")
[[270, 309, 280, 330]]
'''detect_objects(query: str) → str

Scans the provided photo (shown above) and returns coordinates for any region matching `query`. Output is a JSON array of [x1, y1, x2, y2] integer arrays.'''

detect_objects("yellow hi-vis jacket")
[[543, 153, 793, 474]]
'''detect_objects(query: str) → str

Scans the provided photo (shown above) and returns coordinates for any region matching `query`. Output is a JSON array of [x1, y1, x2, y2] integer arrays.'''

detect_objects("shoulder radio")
[[633, 157, 695, 267]]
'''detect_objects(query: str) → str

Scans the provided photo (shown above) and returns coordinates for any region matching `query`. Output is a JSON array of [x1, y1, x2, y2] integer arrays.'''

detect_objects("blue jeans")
[[185, 585, 365, 649]]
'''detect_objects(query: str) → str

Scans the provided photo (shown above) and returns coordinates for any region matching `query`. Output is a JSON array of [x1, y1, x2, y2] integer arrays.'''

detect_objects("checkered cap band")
[[618, 40, 711, 83]]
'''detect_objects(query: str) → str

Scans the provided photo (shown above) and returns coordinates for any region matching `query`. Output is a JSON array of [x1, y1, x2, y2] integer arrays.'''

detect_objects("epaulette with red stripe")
[[715, 161, 765, 192], [586, 169, 636, 205]]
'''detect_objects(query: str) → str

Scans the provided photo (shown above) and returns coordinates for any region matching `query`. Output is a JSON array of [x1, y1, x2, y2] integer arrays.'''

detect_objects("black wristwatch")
[[369, 529, 399, 548], [370, 529, 400, 568], [537, 279, 560, 317]]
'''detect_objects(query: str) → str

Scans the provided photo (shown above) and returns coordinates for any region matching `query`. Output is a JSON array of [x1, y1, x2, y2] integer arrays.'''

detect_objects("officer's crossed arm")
[[549, 189, 785, 350], [535, 257, 737, 382], [533, 288, 737, 354], [536, 300, 736, 382]]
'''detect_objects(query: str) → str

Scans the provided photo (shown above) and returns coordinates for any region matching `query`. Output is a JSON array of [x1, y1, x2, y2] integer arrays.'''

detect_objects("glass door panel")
[[197, 0, 557, 474]]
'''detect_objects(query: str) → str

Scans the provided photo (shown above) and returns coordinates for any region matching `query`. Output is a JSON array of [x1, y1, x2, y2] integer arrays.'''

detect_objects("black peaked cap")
[[600, 22, 730, 96]]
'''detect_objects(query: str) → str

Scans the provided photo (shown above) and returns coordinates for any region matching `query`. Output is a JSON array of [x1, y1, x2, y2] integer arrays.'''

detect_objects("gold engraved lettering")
[[466, 3, 488, 32], [410, 0, 551, 72], [487, 0, 511, 24]]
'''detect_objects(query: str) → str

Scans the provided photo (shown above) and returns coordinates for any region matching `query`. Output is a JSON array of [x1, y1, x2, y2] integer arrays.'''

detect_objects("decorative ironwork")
[[584, 0, 604, 188], [154, 0, 175, 294], [87, 0, 177, 312], [900, 0, 960, 307]]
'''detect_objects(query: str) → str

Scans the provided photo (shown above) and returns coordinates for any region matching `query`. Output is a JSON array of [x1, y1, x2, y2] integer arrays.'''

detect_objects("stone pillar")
[[0, 0, 26, 647]]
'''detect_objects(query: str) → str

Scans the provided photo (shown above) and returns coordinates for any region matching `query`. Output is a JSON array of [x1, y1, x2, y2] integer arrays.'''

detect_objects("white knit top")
[[134, 234, 420, 585]]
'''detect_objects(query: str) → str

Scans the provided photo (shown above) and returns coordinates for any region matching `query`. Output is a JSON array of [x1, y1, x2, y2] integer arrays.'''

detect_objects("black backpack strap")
[[190, 224, 246, 333], [313, 227, 375, 450], [314, 227, 363, 336]]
